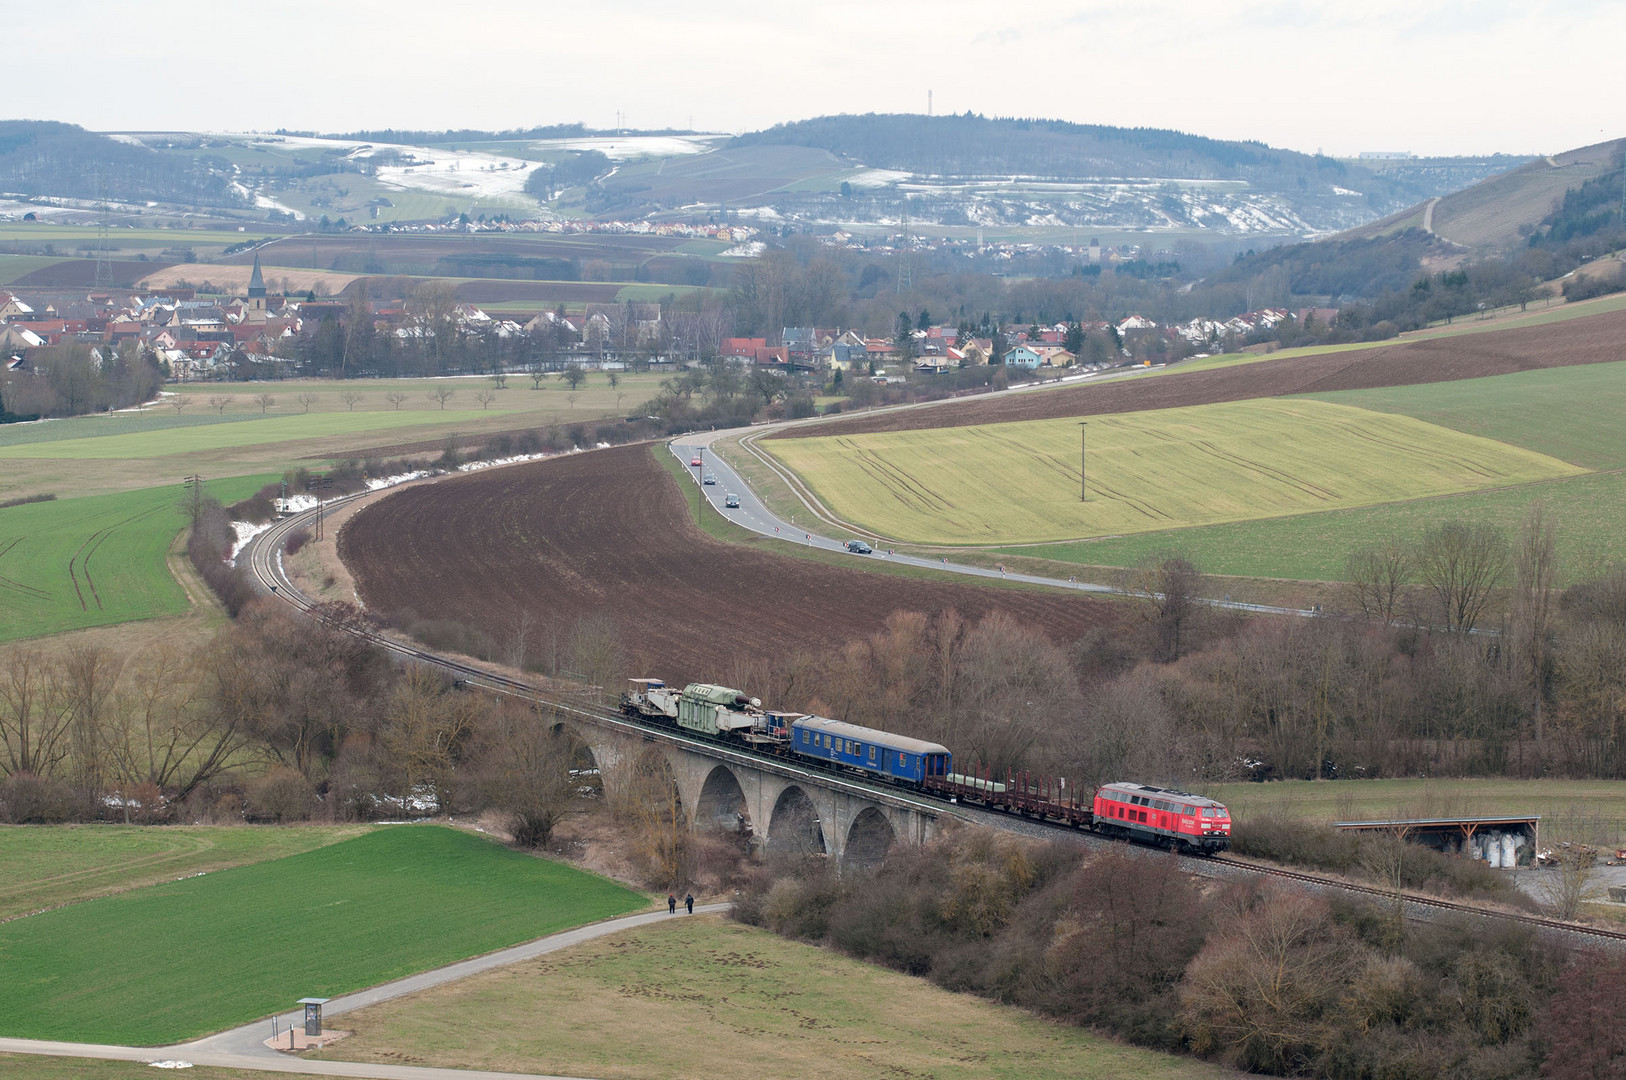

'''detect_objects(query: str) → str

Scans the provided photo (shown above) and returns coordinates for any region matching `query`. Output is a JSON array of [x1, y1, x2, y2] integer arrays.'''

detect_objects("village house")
[[1003, 344, 1044, 370]]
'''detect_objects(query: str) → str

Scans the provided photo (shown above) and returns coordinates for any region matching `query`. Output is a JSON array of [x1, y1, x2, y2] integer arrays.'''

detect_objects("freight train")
[[619, 678, 1231, 854]]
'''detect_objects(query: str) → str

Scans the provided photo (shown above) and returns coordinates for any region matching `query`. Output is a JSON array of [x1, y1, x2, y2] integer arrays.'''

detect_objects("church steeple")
[[247, 254, 266, 299]]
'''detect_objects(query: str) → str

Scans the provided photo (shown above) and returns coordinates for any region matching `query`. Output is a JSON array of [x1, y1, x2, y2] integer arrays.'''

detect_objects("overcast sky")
[[13, 0, 1621, 156]]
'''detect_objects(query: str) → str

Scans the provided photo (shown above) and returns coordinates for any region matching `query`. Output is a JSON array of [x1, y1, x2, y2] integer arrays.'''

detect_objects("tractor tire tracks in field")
[[0, 536, 53, 602]]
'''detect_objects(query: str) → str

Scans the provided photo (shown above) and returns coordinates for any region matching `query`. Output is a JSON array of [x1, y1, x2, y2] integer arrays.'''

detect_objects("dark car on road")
[[724, 493, 741, 508], [845, 539, 873, 554], [702, 472, 718, 485]]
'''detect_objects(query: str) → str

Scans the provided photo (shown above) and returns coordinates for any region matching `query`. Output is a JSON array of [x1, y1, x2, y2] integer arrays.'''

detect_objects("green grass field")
[[0, 476, 271, 642], [0, 254, 70, 284], [1002, 466, 1626, 583], [1306, 360, 1626, 469], [0, 825, 647, 1045], [320, 916, 1231, 1080], [1204, 778, 1626, 836], [766, 399, 1582, 545], [0, 824, 371, 920], [0, 408, 519, 460]]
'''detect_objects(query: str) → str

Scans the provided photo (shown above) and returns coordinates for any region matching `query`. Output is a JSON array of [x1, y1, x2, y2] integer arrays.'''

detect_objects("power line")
[[94, 170, 113, 291]]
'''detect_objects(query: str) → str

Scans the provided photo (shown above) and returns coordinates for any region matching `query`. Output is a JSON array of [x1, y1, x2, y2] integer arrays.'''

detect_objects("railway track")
[[243, 494, 1626, 948]]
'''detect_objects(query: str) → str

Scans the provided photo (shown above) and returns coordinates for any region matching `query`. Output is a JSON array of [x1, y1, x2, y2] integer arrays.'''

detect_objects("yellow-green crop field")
[[765, 399, 1584, 545], [0, 407, 518, 460]]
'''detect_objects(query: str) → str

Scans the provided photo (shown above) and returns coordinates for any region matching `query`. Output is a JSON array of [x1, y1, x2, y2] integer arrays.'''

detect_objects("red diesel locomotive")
[[1091, 782, 1231, 854]]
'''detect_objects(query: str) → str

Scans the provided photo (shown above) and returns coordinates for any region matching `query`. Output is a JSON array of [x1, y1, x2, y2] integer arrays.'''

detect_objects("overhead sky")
[[13, 0, 1622, 157]]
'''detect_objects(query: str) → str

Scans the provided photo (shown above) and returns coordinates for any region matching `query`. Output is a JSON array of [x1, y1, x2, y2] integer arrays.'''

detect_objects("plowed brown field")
[[339, 444, 1118, 681], [777, 307, 1626, 440]]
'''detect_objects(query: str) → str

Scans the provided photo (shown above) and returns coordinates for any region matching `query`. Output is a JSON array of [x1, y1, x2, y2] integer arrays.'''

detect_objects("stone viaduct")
[[553, 715, 939, 867]]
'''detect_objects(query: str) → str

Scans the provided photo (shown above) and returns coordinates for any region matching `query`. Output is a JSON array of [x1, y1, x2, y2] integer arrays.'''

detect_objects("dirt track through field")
[[339, 444, 1119, 680], [777, 307, 1626, 439]]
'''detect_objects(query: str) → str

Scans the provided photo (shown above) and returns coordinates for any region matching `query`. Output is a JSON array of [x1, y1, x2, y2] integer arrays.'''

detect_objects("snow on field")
[[215, 132, 543, 202], [719, 241, 767, 257], [848, 168, 911, 189], [457, 453, 549, 473], [527, 134, 723, 160], [226, 520, 272, 567], [254, 193, 306, 220]]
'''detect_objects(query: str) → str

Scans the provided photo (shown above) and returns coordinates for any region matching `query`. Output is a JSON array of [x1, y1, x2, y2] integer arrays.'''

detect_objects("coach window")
[[868, 745, 878, 763]]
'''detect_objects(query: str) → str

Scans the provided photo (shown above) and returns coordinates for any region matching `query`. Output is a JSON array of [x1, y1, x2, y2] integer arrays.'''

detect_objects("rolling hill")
[[1348, 137, 1625, 253]]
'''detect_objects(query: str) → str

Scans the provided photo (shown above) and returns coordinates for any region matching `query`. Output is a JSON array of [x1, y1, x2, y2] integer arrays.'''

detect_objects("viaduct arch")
[[555, 718, 936, 865]]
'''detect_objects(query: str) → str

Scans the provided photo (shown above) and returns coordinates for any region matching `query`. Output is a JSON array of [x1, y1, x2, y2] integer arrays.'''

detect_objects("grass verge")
[[318, 916, 1232, 1080], [0, 825, 647, 1045], [0, 1057, 337, 1079]]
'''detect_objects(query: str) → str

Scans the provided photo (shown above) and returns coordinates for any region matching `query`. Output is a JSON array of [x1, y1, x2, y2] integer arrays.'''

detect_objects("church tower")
[[246, 254, 268, 323]]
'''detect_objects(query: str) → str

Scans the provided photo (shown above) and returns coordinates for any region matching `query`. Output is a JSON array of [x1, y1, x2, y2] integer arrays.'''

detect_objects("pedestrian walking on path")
[[668, 893, 676, 914], [685, 893, 694, 915]]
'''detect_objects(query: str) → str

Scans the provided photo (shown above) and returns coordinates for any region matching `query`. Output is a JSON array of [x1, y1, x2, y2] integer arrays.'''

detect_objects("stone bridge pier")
[[554, 718, 937, 868]]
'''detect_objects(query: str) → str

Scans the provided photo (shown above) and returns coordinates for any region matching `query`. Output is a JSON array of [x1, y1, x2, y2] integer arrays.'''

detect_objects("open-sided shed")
[[1334, 815, 1541, 868]]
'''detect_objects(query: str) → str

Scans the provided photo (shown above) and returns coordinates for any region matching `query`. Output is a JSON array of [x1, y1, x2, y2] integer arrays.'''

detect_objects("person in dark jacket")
[[667, 893, 676, 914], [684, 893, 694, 914]]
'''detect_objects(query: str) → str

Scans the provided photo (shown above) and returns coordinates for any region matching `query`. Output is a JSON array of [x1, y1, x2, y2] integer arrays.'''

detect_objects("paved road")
[[0, 904, 727, 1080], [671, 435, 1316, 620]]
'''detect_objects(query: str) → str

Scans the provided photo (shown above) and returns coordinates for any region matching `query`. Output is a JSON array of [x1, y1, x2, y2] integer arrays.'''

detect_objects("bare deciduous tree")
[[473, 702, 576, 848], [0, 647, 74, 778], [378, 663, 480, 815], [1513, 503, 1558, 742], [474, 390, 496, 410], [103, 646, 248, 805], [1346, 539, 1413, 624], [622, 750, 689, 888], [489, 373, 508, 390], [384, 390, 407, 410], [253, 393, 276, 414], [207, 395, 234, 414], [1181, 887, 1366, 1073], [427, 387, 456, 410], [340, 390, 363, 411], [166, 395, 189, 414], [1415, 519, 1509, 633], [568, 614, 625, 702], [1535, 812, 1604, 920], [295, 392, 320, 413], [1123, 554, 1207, 662]]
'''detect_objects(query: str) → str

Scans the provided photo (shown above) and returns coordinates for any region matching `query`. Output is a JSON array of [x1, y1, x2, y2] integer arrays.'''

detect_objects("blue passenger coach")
[[791, 715, 952, 784]]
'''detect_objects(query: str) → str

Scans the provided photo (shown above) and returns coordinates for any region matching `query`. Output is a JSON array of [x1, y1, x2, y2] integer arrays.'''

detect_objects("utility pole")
[[94, 170, 113, 292], [898, 206, 913, 292], [1079, 422, 1087, 502], [308, 475, 334, 540], [182, 474, 206, 526]]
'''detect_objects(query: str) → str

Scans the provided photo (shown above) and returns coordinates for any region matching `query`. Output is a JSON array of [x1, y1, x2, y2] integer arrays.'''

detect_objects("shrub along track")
[[338, 443, 1120, 680], [777, 306, 1626, 440]]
